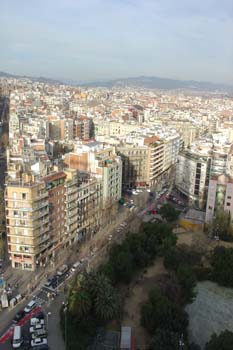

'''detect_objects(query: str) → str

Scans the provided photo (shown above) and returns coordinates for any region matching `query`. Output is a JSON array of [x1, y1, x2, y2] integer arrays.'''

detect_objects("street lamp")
[[179, 333, 185, 349], [62, 302, 68, 350], [47, 311, 51, 328]]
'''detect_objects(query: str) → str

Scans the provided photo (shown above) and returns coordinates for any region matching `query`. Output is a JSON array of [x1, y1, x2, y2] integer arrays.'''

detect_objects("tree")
[[189, 343, 201, 350], [68, 288, 92, 319], [109, 244, 134, 283], [125, 233, 150, 268], [94, 287, 121, 321], [158, 274, 182, 304], [164, 247, 181, 270], [141, 288, 188, 335], [149, 329, 184, 350], [211, 247, 233, 287], [205, 330, 233, 350], [177, 263, 197, 303], [159, 203, 180, 222]]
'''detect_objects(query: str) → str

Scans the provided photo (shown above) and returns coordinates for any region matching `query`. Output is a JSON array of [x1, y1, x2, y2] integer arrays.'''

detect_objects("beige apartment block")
[[145, 136, 165, 187], [5, 181, 50, 271], [117, 145, 149, 189]]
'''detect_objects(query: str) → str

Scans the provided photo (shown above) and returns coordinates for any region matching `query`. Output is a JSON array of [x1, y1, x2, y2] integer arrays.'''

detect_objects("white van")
[[71, 262, 81, 272], [12, 326, 23, 348], [24, 299, 36, 313]]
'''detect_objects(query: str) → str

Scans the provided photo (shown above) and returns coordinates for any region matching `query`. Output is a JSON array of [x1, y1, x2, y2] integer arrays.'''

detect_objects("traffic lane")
[[0, 306, 42, 350]]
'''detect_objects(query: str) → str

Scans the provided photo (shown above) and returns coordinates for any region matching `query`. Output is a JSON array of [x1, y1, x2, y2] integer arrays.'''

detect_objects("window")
[[208, 206, 213, 210], [227, 202, 231, 206], [22, 193, 27, 200], [227, 196, 231, 199], [13, 192, 17, 199]]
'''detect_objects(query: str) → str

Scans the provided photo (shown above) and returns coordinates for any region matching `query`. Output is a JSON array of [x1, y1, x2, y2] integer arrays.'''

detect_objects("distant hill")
[[0, 71, 63, 85], [82, 76, 233, 93], [1, 71, 232, 93]]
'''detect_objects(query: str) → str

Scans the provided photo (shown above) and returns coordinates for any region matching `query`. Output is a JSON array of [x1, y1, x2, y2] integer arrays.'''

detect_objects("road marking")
[[0, 306, 41, 344]]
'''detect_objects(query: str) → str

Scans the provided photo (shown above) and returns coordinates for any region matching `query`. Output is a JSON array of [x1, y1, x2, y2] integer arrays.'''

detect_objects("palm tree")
[[94, 288, 121, 321], [84, 272, 112, 298], [69, 288, 92, 319]]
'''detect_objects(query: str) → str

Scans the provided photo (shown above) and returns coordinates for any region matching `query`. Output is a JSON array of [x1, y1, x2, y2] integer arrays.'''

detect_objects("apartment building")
[[5, 179, 50, 270], [64, 142, 122, 205], [145, 136, 165, 187], [43, 172, 67, 261], [175, 150, 211, 209], [73, 116, 94, 140], [60, 119, 74, 141], [117, 144, 149, 189], [205, 174, 233, 223], [93, 120, 138, 137], [176, 137, 233, 209], [64, 168, 103, 243]]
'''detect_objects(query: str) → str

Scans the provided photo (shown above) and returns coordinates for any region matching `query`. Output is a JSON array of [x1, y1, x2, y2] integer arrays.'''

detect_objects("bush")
[[149, 328, 182, 350], [206, 330, 233, 350]]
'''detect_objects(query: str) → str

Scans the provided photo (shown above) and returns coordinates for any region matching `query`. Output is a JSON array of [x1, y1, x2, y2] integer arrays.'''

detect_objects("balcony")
[[35, 192, 48, 201]]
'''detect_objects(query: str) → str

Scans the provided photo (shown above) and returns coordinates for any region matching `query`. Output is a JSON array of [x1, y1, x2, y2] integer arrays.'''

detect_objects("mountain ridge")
[[0, 71, 233, 92], [81, 75, 233, 92]]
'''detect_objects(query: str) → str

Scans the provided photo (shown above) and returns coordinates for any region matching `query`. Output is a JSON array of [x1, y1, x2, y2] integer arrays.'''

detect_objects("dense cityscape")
[[0, 74, 233, 350], [0, 0, 233, 348]]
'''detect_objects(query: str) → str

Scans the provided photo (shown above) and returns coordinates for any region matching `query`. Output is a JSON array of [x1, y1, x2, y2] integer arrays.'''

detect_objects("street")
[[0, 183, 175, 350]]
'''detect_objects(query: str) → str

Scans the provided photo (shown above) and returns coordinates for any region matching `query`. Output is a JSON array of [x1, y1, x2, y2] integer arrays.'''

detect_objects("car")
[[31, 329, 47, 340], [13, 310, 25, 324], [71, 261, 81, 272], [31, 337, 48, 347], [34, 312, 45, 320], [24, 300, 36, 313], [30, 318, 45, 326], [146, 189, 151, 192], [29, 324, 45, 333], [33, 346, 49, 350], [44, 279, 52, 288]]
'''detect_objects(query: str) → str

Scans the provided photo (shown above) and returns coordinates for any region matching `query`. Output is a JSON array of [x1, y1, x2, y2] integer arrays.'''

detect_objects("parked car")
[[31, 337, 48, 347], [34, 312, 45, 320], [71, 261, 81, 272], [24, 300, 36, 313], [13, 310, 25, 324], [29, 324, 45, 333], [56, 264, 69, 277], [30, 318, 45, 326], [31, 329, 47, 340]]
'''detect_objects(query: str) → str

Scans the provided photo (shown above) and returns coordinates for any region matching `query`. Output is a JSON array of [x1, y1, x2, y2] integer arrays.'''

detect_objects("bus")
[[12, 326, 23, 348]]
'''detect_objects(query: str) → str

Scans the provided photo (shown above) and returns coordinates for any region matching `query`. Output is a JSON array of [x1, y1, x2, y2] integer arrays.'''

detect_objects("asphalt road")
[[0, 184, 175, 350]]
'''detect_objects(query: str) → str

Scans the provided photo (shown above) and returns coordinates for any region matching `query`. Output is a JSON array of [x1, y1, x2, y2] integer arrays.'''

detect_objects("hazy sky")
[[0, 0, 233, 84]]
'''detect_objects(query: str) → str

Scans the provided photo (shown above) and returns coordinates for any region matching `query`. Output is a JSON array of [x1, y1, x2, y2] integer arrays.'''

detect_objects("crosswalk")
[[33, 290, 49, 305]]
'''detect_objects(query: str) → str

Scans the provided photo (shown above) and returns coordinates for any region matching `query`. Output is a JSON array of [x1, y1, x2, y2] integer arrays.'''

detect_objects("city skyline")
[[1, 0, 233, 84]]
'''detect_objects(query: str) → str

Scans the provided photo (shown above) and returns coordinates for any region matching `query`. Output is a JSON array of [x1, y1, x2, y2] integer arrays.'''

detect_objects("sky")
[[0, 0, 233, 84]]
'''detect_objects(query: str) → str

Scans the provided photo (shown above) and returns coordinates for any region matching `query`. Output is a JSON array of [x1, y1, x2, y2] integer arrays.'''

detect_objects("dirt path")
[[122, 258, 166, 348]]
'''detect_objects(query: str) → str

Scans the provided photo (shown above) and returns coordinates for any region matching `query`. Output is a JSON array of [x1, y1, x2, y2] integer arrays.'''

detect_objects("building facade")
[[205, 174, 233, 223], [5, 180, 50, 270]]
